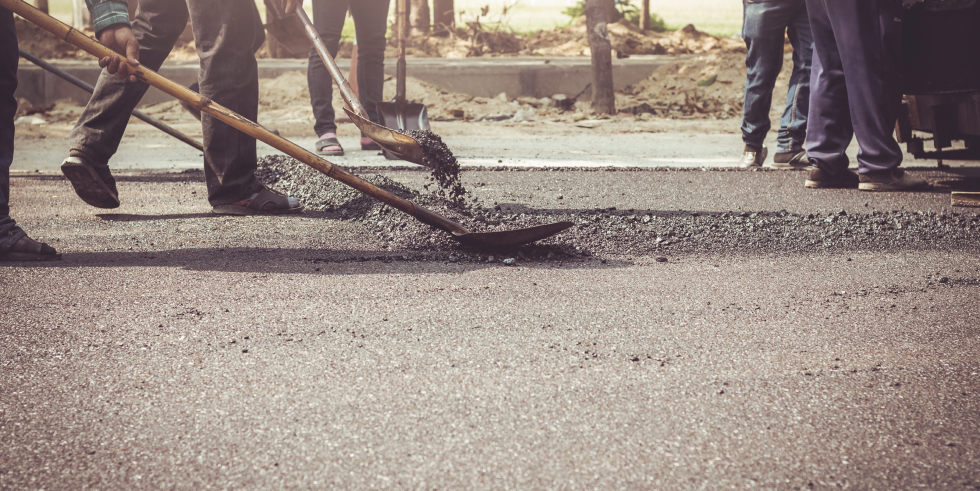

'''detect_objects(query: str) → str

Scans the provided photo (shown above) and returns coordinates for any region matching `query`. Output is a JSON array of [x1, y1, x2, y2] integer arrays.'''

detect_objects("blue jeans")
[[307, 0, 390, 135], [1, 7, 26, 254], [741, 0, 813, 152]]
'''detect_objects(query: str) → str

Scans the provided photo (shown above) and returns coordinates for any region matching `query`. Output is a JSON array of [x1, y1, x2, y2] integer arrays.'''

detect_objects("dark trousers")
[[804, 0, 904, 173], [69, 0, 263, 205], [1, 7, 26, 253], [307, 0, 390, 136], [741, 0, 813, 152]]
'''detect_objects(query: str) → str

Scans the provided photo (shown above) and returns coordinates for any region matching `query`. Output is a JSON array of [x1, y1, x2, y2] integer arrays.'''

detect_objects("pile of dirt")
[[403, 19, 745, 58], [257, 156, 980, 259], [15, 17, 88, 59], [526, 20, 745, 57], [615, 51, 793, 119]]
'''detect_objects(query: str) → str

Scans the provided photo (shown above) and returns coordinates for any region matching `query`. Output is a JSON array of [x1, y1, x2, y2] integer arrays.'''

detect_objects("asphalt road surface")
[[2, 131, 979, 489]]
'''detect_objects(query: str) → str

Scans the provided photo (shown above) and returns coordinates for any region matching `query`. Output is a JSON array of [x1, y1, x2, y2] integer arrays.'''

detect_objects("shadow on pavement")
[[1, 248, 629, 274]]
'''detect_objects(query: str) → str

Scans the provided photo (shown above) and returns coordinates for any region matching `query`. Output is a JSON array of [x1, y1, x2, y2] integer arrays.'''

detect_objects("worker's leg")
[[741, 0, 792, 151], [822, 0, 903, 173], [0, 7, 26, 253], [350, 0, 390, 126], [308, 0, 350, 138], [68, 0, 189, 165], [803, 0, 853, 174], [775, 0, 812, 154], [186, 0, 265, 206]]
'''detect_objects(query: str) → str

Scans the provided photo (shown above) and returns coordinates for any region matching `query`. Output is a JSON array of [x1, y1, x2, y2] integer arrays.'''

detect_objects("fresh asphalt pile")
[[257, 156, 980, 261], [403, 129, 467, 203]]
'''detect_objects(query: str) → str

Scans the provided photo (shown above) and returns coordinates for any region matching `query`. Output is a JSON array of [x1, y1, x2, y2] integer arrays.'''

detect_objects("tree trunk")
[[72, 0, 92, 29], [604, 0, 616, 23], [640, 0, 649, 30], [586, 0, 615, 115], [410, 0, 430, 36], [432, 0, 454, 32], [34, 0, 48, 14]]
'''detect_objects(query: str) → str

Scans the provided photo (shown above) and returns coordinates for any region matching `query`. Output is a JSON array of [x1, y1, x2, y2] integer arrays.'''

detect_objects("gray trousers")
[[69, 0, 264, 206]]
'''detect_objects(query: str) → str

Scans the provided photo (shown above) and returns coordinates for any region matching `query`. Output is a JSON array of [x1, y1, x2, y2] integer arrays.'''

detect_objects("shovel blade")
[[377, 101, 430, 160], [343, 107, 427, 166], [453, 221, 575, 248]]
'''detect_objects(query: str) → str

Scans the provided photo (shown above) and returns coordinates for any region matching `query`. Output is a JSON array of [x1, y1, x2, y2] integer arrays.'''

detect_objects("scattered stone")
[[503, 258, 517, 266], [656, 257, 668, 262]]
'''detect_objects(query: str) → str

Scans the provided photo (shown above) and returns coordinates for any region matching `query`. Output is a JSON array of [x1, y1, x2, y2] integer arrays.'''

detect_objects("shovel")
[[5, 0, 572, 247], [288, 5, 430, 166], [376, 0, 430, 160], [17, 48, 203, 152]]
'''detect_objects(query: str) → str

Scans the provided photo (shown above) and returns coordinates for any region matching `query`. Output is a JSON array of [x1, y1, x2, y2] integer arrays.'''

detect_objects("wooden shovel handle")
[[1, 0, 468, 236]]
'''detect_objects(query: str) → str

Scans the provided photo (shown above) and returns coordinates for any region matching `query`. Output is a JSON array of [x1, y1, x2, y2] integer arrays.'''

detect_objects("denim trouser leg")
[[776, 5, 812, 152], [741, 0, 812, 152], [308, 0, 390, 136], [0, 7, 26, 253], [70, 0, 262, 205], [804, 0, 903, 174]]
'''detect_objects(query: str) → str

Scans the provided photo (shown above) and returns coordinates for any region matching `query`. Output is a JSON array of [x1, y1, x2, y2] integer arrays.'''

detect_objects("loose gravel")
[[257, 155, 980, 261], [402, 129, 467, 203]]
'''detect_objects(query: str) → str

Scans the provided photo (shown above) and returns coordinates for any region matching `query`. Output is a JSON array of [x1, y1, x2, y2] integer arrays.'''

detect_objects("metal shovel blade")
[[376, 101, 430, 161], [343, 107, 428, 166], [453, 221, 575, 248]]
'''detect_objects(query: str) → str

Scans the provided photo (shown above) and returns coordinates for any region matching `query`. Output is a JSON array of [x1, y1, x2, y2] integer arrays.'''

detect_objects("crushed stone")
[[257, 156, 980, 261]]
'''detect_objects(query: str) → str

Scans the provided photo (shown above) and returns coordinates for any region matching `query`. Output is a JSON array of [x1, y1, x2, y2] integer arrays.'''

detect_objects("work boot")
[[61, 154, 120, 208], [804, 166, 859, 189], [768, 147, 810, 170], [858, 169, 932, 191], [738, 144, 767, 168]]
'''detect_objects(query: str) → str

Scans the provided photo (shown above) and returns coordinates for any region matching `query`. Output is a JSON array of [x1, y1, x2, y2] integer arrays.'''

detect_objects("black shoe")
[[804, 166, 859, 189], [61, 155, 120, 208], [737, 144, 767, 168], [769, 147, 810, 169]]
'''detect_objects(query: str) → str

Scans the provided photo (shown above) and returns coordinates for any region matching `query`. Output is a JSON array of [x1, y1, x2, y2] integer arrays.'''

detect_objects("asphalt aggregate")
[[2, 166, 979, 489]]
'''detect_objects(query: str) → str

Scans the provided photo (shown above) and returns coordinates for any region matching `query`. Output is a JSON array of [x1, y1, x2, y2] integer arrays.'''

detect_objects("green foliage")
[[562, 0, 668, 32]]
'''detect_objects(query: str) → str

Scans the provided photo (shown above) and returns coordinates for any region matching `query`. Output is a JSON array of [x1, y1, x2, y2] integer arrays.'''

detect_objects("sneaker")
[[804, 166, 859, 189], [738, 145, 767, 168], [858, 169, 932, 191], [768, 147, 810, 170], [61, 155, 120, 208]]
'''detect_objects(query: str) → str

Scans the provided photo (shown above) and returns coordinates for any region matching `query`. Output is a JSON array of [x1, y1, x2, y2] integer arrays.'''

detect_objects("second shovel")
[[377, 0, 430, 160]]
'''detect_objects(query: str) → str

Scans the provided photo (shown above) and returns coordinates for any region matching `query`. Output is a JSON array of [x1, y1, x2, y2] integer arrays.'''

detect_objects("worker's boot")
[[769, 147, 810, 169], [804, 166, 859, 189], [858, 169, 932, 191]]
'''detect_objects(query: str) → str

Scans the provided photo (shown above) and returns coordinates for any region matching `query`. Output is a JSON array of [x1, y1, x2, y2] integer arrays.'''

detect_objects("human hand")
[[98, 24, 141, 82]]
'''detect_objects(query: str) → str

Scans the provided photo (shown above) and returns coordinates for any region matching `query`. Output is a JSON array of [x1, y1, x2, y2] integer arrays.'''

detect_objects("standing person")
[[1, 0, 136, 261], [307, 0, 390, 155], [62, 0, 305, 214], [803, 0, 930, 190], [738, 0, 813, 169]]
